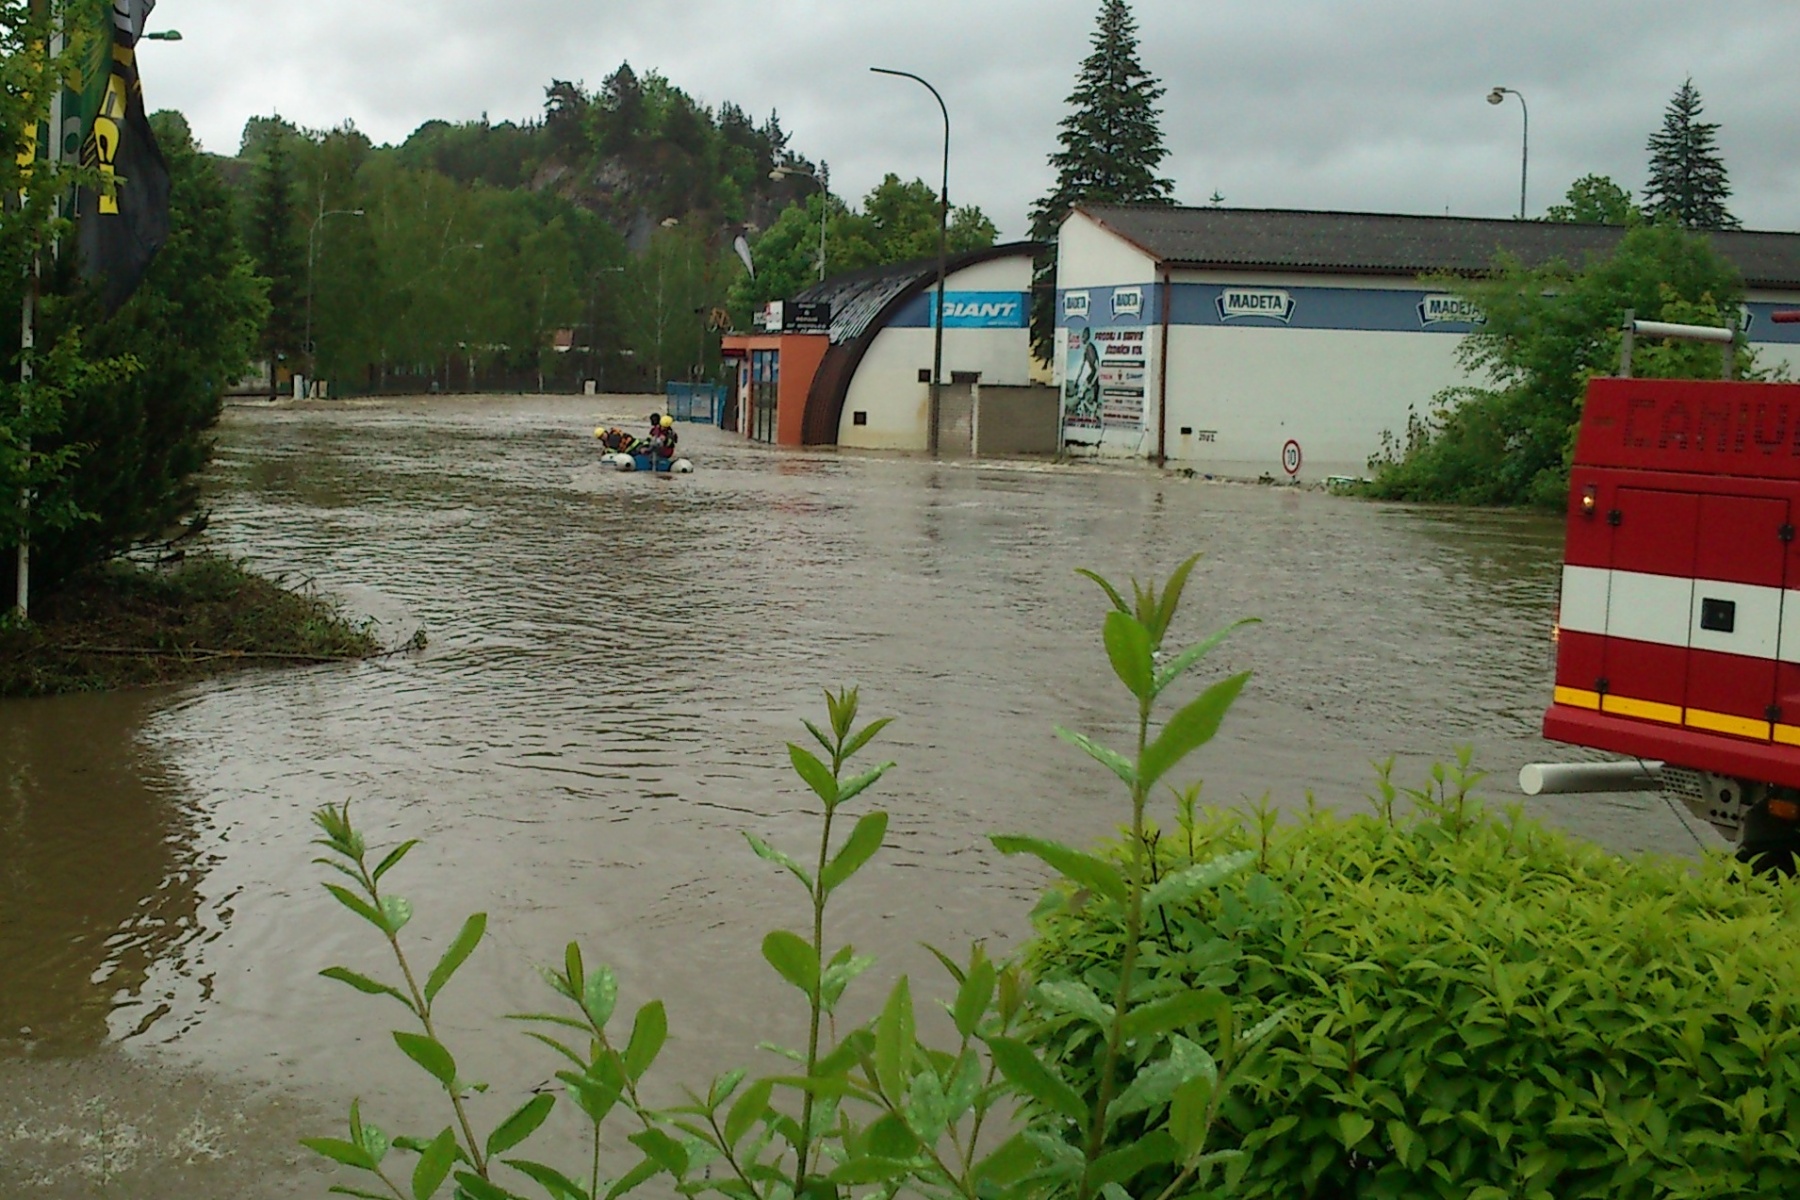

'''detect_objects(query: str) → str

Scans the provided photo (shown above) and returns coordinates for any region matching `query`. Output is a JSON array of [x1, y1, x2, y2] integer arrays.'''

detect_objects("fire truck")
[[1524, 315, 1800, 869]]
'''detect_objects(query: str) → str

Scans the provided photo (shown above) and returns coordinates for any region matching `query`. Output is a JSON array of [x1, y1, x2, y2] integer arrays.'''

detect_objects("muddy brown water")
[[0, 395, 1717, 1197]]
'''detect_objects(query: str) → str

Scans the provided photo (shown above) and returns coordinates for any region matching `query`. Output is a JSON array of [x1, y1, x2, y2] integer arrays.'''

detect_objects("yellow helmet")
[[661, 415, 674, 427], [593, 427, 606, 438]]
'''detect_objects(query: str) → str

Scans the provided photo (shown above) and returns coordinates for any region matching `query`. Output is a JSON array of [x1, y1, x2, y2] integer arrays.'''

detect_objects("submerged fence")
[[665, 382, 727, 425]]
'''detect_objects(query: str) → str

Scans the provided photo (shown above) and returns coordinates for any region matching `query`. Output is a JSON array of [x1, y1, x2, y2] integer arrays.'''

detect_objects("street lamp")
[[871, 66, 949, 457], [142, 29, 182, 40], [1487, 86, 1528, 220], [769, 165, 828, 282], [305, 204, 365, 393]]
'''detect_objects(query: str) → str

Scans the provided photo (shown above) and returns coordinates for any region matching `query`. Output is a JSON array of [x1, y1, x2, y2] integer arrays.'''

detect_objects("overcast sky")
[[148, 0, 1800, 240]]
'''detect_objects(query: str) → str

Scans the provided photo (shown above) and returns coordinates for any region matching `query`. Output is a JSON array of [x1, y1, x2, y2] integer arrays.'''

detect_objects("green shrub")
[[1022, 762, 1800, 1199]]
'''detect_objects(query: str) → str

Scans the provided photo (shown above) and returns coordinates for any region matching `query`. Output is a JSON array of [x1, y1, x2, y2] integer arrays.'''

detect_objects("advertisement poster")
[[1062, 326, 1147, 432]]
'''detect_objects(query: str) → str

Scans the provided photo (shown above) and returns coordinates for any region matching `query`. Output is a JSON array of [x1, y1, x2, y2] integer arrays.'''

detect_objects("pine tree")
[[1028, 0, 1174, 359], [248, 125, 303, 374], [1643, 79, 1740, 230]]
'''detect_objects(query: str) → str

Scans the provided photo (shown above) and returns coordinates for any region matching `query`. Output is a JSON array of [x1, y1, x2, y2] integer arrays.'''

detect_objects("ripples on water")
[[0, 396, 1715, 1134]]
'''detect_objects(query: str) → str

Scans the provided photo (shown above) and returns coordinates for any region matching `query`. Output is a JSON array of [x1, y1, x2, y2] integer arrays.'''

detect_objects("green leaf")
[[486, 1094, 555, 1158], [834, 762, 894, 807], [744, 833, 814, 891], [323, 883, 387, 931], [372, 839, 420, 883], [788, 744, 839, 807], [1092, 1131, 1180, 1186], [425, 913, 487, 1005], [841, 716, 894, 762], [1104, 610, 1156, 699], [1035, 980, 1113, 1028], [381, 893, 414, 935], [302, 1136, 379, 1171], [724, 1077, 774, 1147], [1138, 672, 1251, 792], [393, 1031, 458, 1088], [326, 1187, 393, 1200], [1150, 553, 1203, 642], [503, 1159, 590, 1200], [875, 975, 915, 1100], [603, 1157, 661, 1200], [1168, 1073, 1216, 1157], [1076, 568, 1130, 614], [1337, 1111, 1376, 1150], [1113, 1036, 1216, 1121], [973, 1133, 1042, 1187], [1142, 852, 1256, 912], [1153, 619, 1258, 697], [320, 967, 416, 1013], [1124, 988, 1228, 1040], [821, 812, 888, 895], [1051, 728, 1138, 787], [412, 1127, 458, 1200], [828, 1157, 916, 1185], [985, 1036, 1087, 1123], [562, 943, 584, 996], [453, 1170, 527, 1200], [820, 952, 875, 1012], [582, 965, 619, 1030], [762, 931, 820, 997], [990, 836, 1126, 903], [952, 958, 996, 1038], [623, 1000, 667, 1081], [627, 1128, 689, 1175]]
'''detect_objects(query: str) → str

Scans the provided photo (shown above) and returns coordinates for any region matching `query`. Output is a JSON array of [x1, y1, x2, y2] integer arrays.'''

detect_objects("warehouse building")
[[722, 242, 1058, 455], [1057, 205, 1800, 480]]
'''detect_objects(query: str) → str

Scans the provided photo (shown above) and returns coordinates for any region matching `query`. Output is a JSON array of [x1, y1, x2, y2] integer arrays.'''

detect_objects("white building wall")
[[837, 256, 1033, 449], [1053, 213, 1161, 457]]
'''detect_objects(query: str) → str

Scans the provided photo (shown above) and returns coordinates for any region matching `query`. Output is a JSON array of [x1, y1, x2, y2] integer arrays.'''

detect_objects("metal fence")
[[665, 382, 727, 425]]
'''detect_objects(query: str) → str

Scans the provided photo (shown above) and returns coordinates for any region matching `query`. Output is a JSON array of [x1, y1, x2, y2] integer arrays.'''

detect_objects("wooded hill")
[[216, 64, 995, 396]]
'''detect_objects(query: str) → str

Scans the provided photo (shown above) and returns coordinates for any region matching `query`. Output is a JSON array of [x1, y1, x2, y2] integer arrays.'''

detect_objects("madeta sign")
[[1216, 288, 1296, 323]]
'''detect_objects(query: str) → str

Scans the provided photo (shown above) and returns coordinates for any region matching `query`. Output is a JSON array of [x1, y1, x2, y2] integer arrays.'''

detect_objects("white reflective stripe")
[[1606, 571, 1696, 650], [1690, 580, 1782, 660], [1781, 592, 1800, 663], [1559, 565, 1611, 635]]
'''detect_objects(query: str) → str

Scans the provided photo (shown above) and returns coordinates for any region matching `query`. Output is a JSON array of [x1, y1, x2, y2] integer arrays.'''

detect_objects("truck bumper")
[[1544, 704, 1800, 792]]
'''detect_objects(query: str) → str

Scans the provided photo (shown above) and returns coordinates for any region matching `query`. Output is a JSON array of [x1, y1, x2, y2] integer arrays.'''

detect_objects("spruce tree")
[[1643, 79, 1740, 230], [1028, 0, 1173, 360], [248, 125, 303, 376]]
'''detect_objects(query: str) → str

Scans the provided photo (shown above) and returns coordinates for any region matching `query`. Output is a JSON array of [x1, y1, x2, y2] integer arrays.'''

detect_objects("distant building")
[[1057, 205, 1800, 480], [722, 242, 1055, 454]]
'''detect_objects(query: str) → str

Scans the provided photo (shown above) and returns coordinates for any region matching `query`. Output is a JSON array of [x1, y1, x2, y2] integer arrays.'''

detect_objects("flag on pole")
[[732, 233, 755, 280], [75, 0, 169, 313]]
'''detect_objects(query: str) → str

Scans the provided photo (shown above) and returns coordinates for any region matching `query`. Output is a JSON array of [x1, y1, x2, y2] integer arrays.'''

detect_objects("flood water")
[[0, 395, 1717, 1196]]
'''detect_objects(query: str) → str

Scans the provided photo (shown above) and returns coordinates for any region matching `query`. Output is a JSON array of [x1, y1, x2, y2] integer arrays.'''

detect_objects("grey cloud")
[[154, 0, 1800, 237]]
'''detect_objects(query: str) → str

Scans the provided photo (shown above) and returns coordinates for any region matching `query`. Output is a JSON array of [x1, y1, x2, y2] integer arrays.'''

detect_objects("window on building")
[[751, 350, 780, 444]]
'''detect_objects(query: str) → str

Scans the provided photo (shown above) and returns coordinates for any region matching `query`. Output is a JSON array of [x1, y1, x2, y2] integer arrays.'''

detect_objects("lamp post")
[[769, 165, 828, 282], [305, 203, 364, 394], [871, 67, 949, 457], [1486, 86, 1528, 220]]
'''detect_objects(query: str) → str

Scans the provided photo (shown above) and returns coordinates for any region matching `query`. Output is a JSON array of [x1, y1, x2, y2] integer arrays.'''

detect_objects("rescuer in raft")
[[649, 414, 679, 460], [594, 426, 638, 453]]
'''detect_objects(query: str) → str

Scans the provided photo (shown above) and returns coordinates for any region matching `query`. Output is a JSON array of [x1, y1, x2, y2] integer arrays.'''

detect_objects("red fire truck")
[[1526, 315, 1800, 869]]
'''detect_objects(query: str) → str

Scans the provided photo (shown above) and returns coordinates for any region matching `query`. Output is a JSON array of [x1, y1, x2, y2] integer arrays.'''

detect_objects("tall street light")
[[871, 66, 949, 457], [1487, 86, 1528, 220], [305, 204, 365, 393], [769, 165, 827, 282]]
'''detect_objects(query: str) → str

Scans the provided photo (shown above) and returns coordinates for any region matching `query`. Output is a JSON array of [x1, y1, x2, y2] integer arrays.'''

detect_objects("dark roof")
[[1075, 205, 1800, 289], [793, 241, 1040, 344]]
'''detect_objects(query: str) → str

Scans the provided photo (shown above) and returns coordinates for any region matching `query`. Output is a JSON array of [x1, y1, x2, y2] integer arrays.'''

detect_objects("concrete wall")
[[974, 385, 1060, 457], [837, 256, 1034, 450], [938, 382, 975, 458]]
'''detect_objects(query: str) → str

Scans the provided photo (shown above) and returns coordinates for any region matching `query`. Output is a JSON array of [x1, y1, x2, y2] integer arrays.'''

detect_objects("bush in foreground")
[[1023, 764, 1800, 1199]]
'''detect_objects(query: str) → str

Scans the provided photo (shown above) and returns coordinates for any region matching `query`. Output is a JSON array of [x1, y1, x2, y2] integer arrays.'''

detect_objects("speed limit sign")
[[1282, 439, 1302, 477]]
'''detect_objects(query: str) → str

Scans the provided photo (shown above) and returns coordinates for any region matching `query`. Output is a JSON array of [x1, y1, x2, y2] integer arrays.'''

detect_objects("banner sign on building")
[[1417, 295, 1484, 327], [1217, 288, 1296, 324], [1111, 286, 1144, 320], [1063, 290, 1091, 320], [1062, 326, 1148, 432], [925, 291, 1029, 329]]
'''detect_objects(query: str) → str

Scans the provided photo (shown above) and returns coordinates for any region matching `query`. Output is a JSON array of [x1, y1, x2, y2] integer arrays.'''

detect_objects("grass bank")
[[0, 553, 392, 698]]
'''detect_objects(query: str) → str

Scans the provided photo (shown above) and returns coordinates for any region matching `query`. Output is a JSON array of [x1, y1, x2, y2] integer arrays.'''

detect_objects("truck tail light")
[[1580, 484, 1598, 516], [1770, 799, 1800, 822]]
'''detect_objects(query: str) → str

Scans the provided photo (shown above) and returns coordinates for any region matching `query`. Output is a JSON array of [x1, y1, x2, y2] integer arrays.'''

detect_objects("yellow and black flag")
[[73, 0, 169, 313]]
